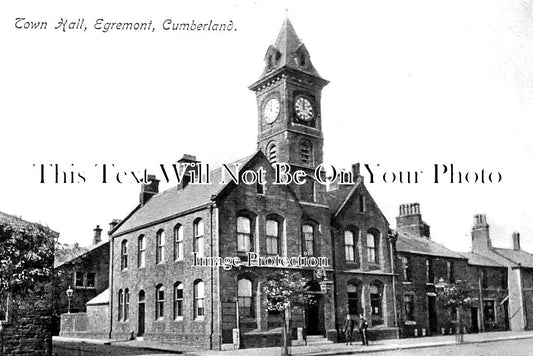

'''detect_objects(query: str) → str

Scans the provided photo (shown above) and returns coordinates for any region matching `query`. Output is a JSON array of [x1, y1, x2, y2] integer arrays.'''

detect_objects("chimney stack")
[[396, 203, 430, 238], [471, 214, 491, 252], [139, 174, 160, 205], [177, 154, 199, 190], [93, 225, 102, 245], [109, 219, 121, 235], [512, 231, 521, 250]]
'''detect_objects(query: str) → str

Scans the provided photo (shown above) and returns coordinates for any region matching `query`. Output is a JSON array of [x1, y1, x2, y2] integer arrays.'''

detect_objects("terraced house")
[[108, 18, 398, 349]]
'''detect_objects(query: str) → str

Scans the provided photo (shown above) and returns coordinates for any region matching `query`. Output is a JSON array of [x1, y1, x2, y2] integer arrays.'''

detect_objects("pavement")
[[53, 329, 533, 356]]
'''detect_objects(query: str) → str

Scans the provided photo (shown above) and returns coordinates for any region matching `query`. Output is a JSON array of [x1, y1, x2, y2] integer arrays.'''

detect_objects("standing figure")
[[343, 313, 355, 345], [358, 313, 369, 346]]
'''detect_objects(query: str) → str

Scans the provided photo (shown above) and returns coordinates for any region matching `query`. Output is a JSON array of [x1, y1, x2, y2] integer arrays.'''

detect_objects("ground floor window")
[[370, 283, 382, 325], [404, 294, 415, 321], [483, 300, 495, 322], [347, 284, 359, 315]]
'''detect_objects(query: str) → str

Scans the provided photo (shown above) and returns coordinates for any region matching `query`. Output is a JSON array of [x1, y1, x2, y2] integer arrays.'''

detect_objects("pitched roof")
[[397, 232, 466, 259], [86, 289, 109, 306], [54, 240, 108, 268], [492, 248, 533, 269], [113, 154, 256, 236], [460, 252, 505, 267], [327, 182, 361, 215]]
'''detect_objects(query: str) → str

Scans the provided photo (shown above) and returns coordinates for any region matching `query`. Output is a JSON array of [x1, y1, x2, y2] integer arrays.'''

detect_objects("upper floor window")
[[156, 284, 164, 320], [344, 228, 358, 263], [121, 240, 128, 270], [266, 219, 280, 256], [359, 195, 366, 212], [366, 230, 379, 264], [174, 282, 183, 319], [124, 288, 130, 321], [86, 273, 96, 288], [194, 219, 204, 257], [300, 139, 313, 165], [138, 235, 146, 268], [194, 280, 205, 319], [75, 272, 84, 288], [447, 261, 455, 283], [156, 229, 165, 264], [302, 224, 314, 256], [401, 256, 411, 282], [481, 268, 489, 288], [426, 259, 434, 283], [237, 216, 253, 253], [238, 278, 253, 318], [174, 225, 183, 261]]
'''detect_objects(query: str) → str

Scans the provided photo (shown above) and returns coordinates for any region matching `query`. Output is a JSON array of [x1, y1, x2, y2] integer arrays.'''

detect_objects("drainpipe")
[[108, 232, 115, 339], [209, 203, 215, 349], [330, 228, 339, 340], [389, 231, 399, 337], [478, 267, 484, 332]]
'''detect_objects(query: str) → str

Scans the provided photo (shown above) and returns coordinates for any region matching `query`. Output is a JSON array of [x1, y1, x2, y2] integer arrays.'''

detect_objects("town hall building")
[[108, 18, 399, 348]]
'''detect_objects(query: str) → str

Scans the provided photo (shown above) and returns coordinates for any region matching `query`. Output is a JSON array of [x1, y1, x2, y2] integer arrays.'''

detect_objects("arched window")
[[267, 142, 277, 164], [174, 225, 183, 261], [124, 288, 130, 321], [194, 280, 205, 319], [156, 229, 165, 264], [300, 139, 313, 165], [237, 216, 252, 253], [138, 235, 146, 268], [138, 290, 145, 302], [370, 282, 383, 325], [174, 282, 183, 319], [121, 240, 128, 270], [345, 227, 359, 264], [155, 284, 164, 320], [118, 289, 123, 321], [347, 283, 360, 315], [366, 230, 379, 264], [266, 218, 281, 256], [238, 278, 253, 317], [401, 256, 411, 281], [302, 224, 314, 256], [194, 219, 204, 257]]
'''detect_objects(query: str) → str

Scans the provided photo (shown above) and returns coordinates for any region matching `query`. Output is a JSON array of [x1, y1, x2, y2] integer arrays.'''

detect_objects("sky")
[[1, 0, 533, 253]]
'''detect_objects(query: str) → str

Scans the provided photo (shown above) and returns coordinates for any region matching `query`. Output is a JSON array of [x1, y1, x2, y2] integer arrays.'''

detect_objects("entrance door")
[[471, 307, 479, 333], [503, 301, 509, 331], [306, 295, 320, 335], [138, 290, 145, 337], [427, 296, 438, 334]]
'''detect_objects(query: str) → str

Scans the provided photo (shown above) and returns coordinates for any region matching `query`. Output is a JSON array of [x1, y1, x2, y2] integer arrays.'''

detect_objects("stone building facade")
[[108, 18, 399, 349]]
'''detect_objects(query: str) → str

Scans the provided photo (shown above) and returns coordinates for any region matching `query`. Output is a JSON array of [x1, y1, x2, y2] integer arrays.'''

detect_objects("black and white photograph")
[[1, 1, 533, 355]]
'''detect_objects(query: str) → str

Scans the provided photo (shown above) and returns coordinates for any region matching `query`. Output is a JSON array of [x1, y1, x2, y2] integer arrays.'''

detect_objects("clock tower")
[[249, 18, 329, 172]]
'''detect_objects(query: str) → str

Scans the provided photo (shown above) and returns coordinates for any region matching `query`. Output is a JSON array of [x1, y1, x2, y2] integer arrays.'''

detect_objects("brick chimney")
[[108, 219, 121, 234], [396, 203, 431, 238], [139, 174, 160, 205], [512, 231, 521, 250], [471, 214, 491, 252], [93, 225, 102, 245], [177, 154, 199, 190]]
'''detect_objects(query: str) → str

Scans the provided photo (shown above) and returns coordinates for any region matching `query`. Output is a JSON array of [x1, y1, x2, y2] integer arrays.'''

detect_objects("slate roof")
[[86, 289, 109, 306], [113, 154, 255, 236], [54, 240, 108, 268], [460, 252, 505, 267], [492, 248, 533, 269], [326, 182, 361, 216], [396, 231, 466, 259]]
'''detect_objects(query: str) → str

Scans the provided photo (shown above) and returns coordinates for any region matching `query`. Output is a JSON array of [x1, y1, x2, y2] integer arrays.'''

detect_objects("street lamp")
[[435, 277, 446, 290], [66, 285, 74, 314]]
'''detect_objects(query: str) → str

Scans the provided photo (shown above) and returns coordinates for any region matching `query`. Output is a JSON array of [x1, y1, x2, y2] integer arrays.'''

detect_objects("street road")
[[53, 341, 180, 355], [371, 338, 533, 356]]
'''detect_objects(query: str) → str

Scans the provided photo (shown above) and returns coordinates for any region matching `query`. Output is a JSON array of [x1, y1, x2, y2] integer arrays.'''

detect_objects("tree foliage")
[[262, 270, 309, 312], [0, 214, 56, 297], [436, 278, 478, 310]]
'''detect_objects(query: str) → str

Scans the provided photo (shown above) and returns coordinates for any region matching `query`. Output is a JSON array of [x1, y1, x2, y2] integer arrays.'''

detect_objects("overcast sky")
[[2, 0, 532, 253]]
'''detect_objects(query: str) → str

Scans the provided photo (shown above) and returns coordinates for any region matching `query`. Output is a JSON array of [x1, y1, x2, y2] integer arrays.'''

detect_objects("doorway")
[[427, 295, 438, 334], [503, 301, 509, 331], [306, 295, 320, 335], [138, 290, 145, 337], [470, 307, 479, 333]]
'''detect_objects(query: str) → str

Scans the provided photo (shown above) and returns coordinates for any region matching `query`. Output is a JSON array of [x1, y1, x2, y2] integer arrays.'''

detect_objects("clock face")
[[263, 98, 280, 124], [295, 97, 314, 121]]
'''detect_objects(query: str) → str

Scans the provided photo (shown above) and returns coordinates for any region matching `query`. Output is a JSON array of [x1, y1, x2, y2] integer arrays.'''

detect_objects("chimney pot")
[[352, 163, 360, 178], [93, 225, 102, 245], [140, 174, 160, 205], [513, 231, 521, 250]]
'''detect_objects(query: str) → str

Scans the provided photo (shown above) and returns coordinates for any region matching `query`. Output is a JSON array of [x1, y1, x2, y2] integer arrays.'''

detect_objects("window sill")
[[194, 316, 205, 322], [156, 262, 166, 266], [155, 318, 164, 322], [173, 317, 184, 322], [138, 266, 145, 270], [402, 281, 412, 285], [174, 259, 184, 263]]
